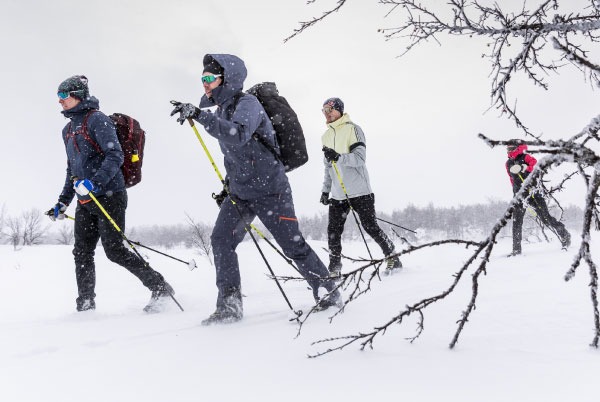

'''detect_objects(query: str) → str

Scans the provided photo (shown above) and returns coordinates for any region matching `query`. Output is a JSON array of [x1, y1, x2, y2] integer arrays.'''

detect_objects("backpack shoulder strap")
[[80, 110, 103, 154]]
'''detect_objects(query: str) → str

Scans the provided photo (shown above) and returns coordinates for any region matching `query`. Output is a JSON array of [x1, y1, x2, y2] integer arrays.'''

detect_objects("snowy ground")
[[1, 236, 599, 401]]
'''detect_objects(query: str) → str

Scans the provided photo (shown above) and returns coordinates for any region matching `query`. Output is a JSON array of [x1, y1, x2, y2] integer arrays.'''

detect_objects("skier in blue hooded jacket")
[[171, 54, 341, 325]]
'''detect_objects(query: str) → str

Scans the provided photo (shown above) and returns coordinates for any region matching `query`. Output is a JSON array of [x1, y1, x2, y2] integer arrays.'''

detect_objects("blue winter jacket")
[[58, 97, 125, 205], [195, 54, 289, 199]]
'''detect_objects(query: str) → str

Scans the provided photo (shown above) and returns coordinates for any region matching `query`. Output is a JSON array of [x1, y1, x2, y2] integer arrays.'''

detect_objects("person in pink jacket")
[[506, 144, 570, 255]]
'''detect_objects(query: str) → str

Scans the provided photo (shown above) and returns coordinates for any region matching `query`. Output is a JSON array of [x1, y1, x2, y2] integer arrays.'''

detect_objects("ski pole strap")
[[187, 117, 225, 183]]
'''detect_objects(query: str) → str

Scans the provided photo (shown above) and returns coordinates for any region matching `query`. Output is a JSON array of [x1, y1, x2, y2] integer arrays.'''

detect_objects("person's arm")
[[322, 155, 332, 194], [58, 159, 75, 205], [523, 154, 537, 172], [196, 96, 262, 146], [337, 124, 366, 168]]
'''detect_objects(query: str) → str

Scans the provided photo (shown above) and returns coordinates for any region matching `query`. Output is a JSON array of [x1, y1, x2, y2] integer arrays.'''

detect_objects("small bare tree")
[[0, 203, 6, 243], [6, 216, 23, 250], [56, 223, 74, 245], [185, 213, 213, 265], [289, 0, 600, 354], [21, 208, 48, 246]]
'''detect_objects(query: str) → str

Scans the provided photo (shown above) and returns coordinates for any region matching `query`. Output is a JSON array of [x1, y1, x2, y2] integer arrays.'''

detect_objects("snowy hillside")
[[1, 237, 599, 401]]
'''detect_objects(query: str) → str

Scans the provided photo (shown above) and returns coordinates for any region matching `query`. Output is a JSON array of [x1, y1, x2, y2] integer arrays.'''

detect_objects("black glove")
[[212, 188, 228, 208], [320, 192, 330, 205], [322, 146, 340, 163], [170, 101, 201, 125]]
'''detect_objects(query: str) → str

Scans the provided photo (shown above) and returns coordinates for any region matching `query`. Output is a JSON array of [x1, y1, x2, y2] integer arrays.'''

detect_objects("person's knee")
[[362, 224, 382, 237], [280, 237, 310, 260], [102, 243, 128, 263], [73, 247, 95, 264], [211, 230, 241, 257]]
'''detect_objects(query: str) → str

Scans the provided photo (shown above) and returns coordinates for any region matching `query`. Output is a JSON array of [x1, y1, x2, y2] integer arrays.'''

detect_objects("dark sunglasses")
[[202, 74, 222, 84]]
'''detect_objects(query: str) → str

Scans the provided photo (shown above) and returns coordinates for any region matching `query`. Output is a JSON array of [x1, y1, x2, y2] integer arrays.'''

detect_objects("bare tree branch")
[[290, 1, 600, 353], [284, 0, 347, 43], [289, 1, 600, 135], [185, 213, 213, 265]]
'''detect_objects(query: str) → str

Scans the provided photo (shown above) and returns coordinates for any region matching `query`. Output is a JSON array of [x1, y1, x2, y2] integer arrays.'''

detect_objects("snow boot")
[[313, 287, 343, 312], [559, 229, 571, 249], [76, 297, 96, 312], [201, 287, 243, 325], [328, 260, 343, 278], [143, 281, 174, 313], [383, 254, 402, 276]]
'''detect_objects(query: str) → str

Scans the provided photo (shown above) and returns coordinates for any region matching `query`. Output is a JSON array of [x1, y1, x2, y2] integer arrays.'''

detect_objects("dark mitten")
[[212, 189, 229, 208], [322, 146, 340, 163]]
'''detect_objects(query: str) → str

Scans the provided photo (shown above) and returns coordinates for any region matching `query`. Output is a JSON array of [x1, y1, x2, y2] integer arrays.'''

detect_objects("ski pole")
[[44, 211, 76, 221], [62, 215, 196, 270], [330, 160, 373, 259], [177, 110, 302, 320], [74, 187, 184, 312], [515, 172, 539, 217], [375, 217, 417, 234], [250, 224, 302, 275], [129, 241, 197, 271], [517, 173, 535, 200]]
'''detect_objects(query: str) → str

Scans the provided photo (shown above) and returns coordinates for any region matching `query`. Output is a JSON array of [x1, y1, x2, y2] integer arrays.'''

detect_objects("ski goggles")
[[322, 106, 334, 114], [201, 74, 222, 84], [57, 90, 84, 100]]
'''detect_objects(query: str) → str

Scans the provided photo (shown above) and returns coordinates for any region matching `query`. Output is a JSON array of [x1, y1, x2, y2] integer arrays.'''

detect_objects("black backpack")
[[67, 111, 145, 188], [244, 82, 308, 172]]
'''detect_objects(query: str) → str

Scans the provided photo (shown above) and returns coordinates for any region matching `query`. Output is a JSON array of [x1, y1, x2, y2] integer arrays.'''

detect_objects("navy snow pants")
[[211, 192, 332, 298]]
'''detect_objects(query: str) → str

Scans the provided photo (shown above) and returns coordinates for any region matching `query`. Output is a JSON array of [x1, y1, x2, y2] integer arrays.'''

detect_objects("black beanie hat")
[[203, 55, 224, 75], [58, 75, 89, 100], [323, 97, 344, 114]]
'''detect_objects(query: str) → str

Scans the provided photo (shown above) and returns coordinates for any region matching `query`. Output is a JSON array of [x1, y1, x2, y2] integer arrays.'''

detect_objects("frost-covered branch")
[[295, 239, 482, 338], [289, 1, 600, 135], [309, 132, 600, 356], [289, 1, 600, 353]]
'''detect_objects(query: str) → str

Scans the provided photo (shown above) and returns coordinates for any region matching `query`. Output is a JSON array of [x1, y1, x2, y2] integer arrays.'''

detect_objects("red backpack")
[[67, 111, 145, 188]]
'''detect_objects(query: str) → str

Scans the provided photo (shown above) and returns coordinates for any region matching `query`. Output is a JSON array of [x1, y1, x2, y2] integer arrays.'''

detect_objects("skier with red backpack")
[[505, 143, 571, 255], [47, 75, 175, 313]]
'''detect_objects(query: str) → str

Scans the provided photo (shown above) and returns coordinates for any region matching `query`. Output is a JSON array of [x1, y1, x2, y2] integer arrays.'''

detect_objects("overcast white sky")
[[1, 0, 599, 227]]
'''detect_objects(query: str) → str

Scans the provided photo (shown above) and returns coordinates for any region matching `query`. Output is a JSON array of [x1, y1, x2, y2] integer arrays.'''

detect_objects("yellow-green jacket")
[[321, 113, 372, 200]]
